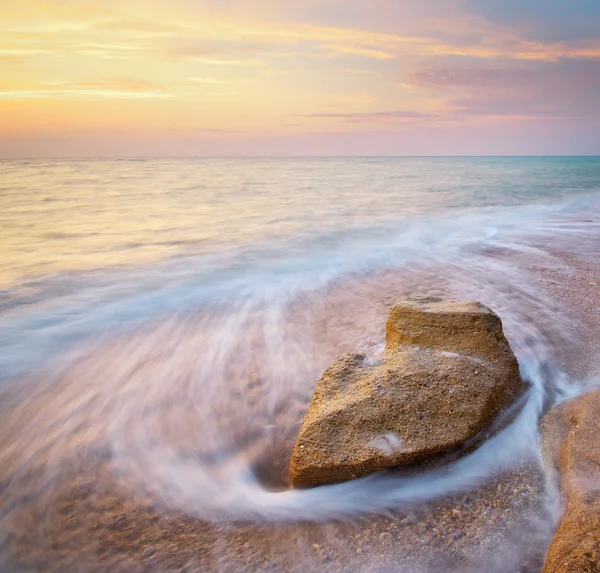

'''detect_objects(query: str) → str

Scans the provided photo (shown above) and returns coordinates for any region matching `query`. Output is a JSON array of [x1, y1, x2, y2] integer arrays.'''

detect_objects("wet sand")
[[1, 245, 600, 573], [4, 461, 547, 573]]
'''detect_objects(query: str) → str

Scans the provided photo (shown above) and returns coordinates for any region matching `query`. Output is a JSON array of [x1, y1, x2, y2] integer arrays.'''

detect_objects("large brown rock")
[[541, 391, 600, 573], [290, 297, 523, 488]]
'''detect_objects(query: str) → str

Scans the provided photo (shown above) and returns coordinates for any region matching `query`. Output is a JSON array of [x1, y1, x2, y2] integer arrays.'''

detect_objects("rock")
[[289, 297, 523, 487], [541, 391, 600, 573]]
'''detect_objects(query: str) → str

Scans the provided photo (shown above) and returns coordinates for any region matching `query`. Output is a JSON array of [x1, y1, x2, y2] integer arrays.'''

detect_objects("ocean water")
[[1, 157, 600, 571], [1, 157, 599, 377]]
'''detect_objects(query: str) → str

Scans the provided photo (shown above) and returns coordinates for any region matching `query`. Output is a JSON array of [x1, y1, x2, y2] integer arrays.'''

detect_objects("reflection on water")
[[1, 157, 599, 286]]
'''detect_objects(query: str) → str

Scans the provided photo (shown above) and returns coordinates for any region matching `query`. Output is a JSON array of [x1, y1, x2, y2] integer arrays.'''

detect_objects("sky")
[[1, 0, 600, 157]]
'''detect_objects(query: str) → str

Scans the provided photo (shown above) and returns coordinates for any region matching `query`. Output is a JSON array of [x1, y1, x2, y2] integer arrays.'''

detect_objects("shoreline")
[[1, 243, 599, 572]]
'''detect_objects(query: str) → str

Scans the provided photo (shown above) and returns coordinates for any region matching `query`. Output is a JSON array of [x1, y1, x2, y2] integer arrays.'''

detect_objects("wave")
[[1, 193, 598, 382], [1, 195, 596, 526]]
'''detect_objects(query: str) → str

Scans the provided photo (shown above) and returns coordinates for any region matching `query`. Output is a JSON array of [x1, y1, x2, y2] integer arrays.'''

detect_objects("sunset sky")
[[2, 0, 600, 157]]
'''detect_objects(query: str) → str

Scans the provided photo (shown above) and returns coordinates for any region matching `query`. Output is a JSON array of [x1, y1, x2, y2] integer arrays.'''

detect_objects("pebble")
[[75, 482, 93, 498], [143, 547, 156, 558], [114, 514, 126, 527]]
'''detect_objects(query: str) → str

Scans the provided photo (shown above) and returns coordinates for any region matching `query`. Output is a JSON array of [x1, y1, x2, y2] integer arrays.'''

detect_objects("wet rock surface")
[[541, 390, 600, 573], [290, 298, 524, 487]]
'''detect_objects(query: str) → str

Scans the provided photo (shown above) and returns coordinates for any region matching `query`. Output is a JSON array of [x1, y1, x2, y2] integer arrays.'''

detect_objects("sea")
[[1, 156, 600, 572]]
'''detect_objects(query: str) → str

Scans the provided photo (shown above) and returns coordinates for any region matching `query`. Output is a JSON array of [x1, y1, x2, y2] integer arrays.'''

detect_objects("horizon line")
[[2, 154, 600, 161]]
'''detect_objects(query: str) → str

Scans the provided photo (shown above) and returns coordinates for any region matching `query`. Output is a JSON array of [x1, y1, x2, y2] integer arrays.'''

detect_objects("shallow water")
[[1, 157, 600, 571]]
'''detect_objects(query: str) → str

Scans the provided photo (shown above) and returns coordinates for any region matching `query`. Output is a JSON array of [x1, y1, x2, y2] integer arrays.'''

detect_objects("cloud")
[[296, 110, 439, 123], [181, 77, 241, 96], [74, 49, 141, 60], [410, 65, 531, 89], [221, 0, 600, 46], [169, 127, 246, 134], [185, 77, 230, 84], [2, 23, 151, 61], [164, 37, 269, 66], [5, 19, 92, 34], [191, 57, 264, 66], [408, 59, 600, 119], [94, 18, 185, 39], [341, 68, 375, 75], [72, 41, 146, 52], [51, 79, 164, 91], [0, 90, 171, 100], [240, 22, 600, 63], [0, 48, 55, 56], [0, 79, 171, 100], [316, 43, 397, 60], [191, 128, 246, 133], [0, 54, 29, 69], [166, 39, 227, 59]]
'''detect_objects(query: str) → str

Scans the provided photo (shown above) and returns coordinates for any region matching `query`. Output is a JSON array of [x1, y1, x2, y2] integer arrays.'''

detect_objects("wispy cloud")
[[185, 77, 230, 84], [94, 18, 185, 39], [408, 59, 600, 120], [297, 110, 439, 122], [341, 68, 376, 75], [190, 57, 264, 66], [0, 90, 171, 100], [72, 41, 146, 52], [189, 128, 246, 133], [0, 54, 30, 69], [0, 78, 171, 100], [317, 44, 397, 60], [48, 79, 164, 91], [0, 47, 54, 56]]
